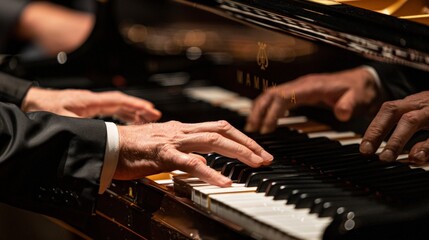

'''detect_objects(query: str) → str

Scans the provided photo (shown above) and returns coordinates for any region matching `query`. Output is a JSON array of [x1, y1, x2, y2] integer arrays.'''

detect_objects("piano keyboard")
[[169, 128, 429, 240], [168, 86, 429, 239], [117, 85, 429, 240]]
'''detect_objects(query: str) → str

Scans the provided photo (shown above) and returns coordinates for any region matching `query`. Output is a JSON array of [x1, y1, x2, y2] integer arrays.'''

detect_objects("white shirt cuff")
[[362, 65, 381, 89], [99, 122, 120, 194], [361, 65, 386, 100]]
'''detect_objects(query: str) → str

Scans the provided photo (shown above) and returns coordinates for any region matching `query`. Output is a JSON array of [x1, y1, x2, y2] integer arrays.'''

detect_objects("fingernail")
[[219, 177, 232, 187], [379, 149, 396, 161], [360, 141, 375, 154], [260, 126, 272, 135], [261, 150, 274, 161], [244, 123, 254, 132], [412, 151, 427, 164], [335, 108, 351, 122]]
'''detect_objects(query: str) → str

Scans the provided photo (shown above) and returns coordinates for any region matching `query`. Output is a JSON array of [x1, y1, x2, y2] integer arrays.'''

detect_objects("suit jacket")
[[0, 72, 106, 228], [368, 62, 429, 100]]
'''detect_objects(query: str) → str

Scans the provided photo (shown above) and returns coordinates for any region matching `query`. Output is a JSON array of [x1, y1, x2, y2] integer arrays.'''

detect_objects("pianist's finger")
[[95, 91, 161, 122], [360, 100, 411, 157], [409, 139, 429, 164], [333, 89, 356, 122], [183, 120, 273, 165], [170, 151, 232, 187], [380, 109, 428, 161], [260, 94, 288, 134], [361, 92, 429, 161], [245, 90, 275, 132], [179, 132, 271, 168]]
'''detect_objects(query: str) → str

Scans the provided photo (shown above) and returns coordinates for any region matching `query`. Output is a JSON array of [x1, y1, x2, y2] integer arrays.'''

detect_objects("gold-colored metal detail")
[[291, 90, 297, 104], [128, 187, 134, 198], [257, 42, 269, 70]]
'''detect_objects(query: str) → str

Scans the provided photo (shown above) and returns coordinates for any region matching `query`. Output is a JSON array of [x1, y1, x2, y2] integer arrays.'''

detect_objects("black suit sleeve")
[[0, 102, 106, 228], [368, 62, 429, 100], [0, 72, 32, 106]]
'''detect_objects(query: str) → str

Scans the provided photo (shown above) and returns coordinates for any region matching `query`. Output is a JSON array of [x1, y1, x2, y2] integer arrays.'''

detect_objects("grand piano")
[[5, 0, 429, 239]]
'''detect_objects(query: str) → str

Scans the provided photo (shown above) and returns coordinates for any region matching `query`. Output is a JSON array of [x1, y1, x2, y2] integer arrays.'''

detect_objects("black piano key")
[[245, 170, 313, 187], [258, 176, 331, 193], [209, 156, 237, 170], [228, 163, 249, 180], [220, 160, 241, 176], [286, 190, 369, 206], [264, 175, 340, 196], [319, 201, 390, 218], [267, 136, 332, 149], [350, 166, 422, 185], [237, 165, 299, 183], [269, 140, 342, 155], [310, 197, 375, 214]]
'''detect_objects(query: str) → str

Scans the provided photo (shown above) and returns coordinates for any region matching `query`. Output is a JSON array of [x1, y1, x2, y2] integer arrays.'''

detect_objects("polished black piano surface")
[[6, 0, 429, 239]]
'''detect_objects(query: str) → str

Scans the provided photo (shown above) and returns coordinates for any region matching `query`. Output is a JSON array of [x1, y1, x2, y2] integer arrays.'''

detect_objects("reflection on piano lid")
[[173, 0, 429, 71]]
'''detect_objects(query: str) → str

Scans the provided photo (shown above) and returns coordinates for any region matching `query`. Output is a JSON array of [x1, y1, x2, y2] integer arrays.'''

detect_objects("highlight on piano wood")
[[337, 0, 429, 24]]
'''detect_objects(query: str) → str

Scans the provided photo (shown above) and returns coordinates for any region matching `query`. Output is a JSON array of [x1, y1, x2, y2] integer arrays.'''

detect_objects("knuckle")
[[168, 120, 181, 126], [217, 120, 232, 132], [205, 132, 221, 145], [112, 90, 124, 96], [387, 135, 404, 150], [380, 101, 399, 114], [235, 145, 251, 157], [365, 126, 384, 140], [244, 137, 258, 148], [186, 157, 200, 168], [401, 112, 420, 127], [422, 139, 429, 148], [158, 144, 172, 155], [184, 156, 201, 169]]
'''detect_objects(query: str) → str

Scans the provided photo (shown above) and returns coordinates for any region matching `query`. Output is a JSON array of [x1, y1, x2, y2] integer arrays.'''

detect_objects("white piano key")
[[171, 170, 188, 175], [220, 97, 252, 111], [193, 184, 257, 208], [154, 179, 174, 185], [307, 131, 355, 139], [184, 86, 238, 104], [277, 116, 308, 126], [396, 153, 409, 161], [339, 138, 362, 146], [210, 191, 330, 240], [411, 164, 429, 171]]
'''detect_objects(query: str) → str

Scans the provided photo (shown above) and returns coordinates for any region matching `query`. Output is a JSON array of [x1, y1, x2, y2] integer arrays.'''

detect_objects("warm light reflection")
[[336, 0, 429, 25], [121, 23, 315, 62]]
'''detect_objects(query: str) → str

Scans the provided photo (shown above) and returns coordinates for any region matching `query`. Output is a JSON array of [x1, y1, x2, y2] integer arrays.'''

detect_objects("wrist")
[[21, 87, 45, 112]]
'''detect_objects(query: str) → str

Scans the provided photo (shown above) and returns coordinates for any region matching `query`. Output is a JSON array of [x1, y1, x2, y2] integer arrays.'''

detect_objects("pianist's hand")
[[21, 87, 161, 123], [361, 91, 429, 164], [17, 1, 94, 55], [114, 120, 273, 186], [245, 66, 380, 134]]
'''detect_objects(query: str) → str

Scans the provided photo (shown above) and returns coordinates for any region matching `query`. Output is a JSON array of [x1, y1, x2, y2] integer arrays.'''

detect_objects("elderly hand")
[[245, 66, 380, 134], [115, 120, 273, 187], [360, 91, 429, 164], [22, 87, 161, 123]]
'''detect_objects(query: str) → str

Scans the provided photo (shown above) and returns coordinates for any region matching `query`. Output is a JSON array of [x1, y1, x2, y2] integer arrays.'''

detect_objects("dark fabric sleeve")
[[367, 62, 429, 101], [367, 62, 418, 100], [0, 102, 106, 228], [0, 0, 29, 53], [0, 72, 32, 106]]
